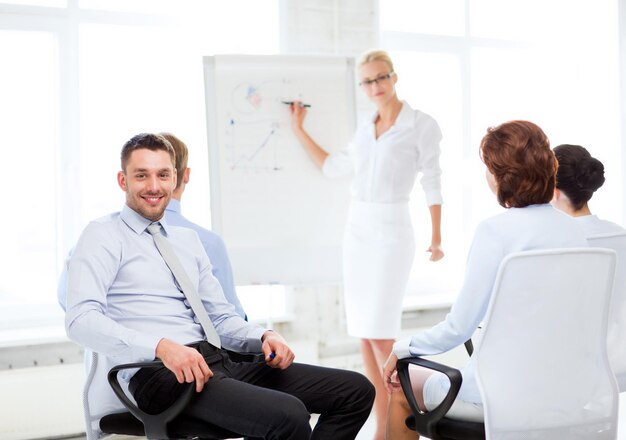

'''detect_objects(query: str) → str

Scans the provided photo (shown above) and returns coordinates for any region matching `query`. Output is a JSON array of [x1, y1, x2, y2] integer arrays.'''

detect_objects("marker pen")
[[281, 100, 311, 108]]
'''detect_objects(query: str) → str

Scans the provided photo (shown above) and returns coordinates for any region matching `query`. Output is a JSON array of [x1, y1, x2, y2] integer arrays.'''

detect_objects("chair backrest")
[[587, 232, 626, 391], [83, 350, 134, 440], [82, 350, 99, 440], [475, 248, 618, 440]]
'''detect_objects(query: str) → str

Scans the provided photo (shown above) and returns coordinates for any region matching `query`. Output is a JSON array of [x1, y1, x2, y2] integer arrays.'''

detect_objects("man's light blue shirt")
[[164, 199, 246, 319], [65, 204, 264, 364], [57, 200, 246, 320]]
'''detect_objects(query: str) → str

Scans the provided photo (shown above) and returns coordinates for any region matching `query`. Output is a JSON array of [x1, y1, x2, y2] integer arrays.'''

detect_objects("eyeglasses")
[[358, 72, 395, 87]]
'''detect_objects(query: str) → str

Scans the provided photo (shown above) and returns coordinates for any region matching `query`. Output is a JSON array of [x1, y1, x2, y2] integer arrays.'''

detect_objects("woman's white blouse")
[[322, 101, 443, 206], [574, 214, 626, 237], [393, 204, 588, 403]]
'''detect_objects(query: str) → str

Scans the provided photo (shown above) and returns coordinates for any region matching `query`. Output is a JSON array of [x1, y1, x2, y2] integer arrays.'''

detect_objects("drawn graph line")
[[249, 127, 276, 160], [230, 124, 279, 170]]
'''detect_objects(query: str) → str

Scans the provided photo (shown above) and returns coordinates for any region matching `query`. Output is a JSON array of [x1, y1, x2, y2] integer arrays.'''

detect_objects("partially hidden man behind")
[[65, 133, 375, 439], [159, 132, 246, 319]]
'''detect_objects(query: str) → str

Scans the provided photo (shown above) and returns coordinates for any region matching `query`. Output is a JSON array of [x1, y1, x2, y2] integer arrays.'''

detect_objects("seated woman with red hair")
[[382, 120, 588, 439]]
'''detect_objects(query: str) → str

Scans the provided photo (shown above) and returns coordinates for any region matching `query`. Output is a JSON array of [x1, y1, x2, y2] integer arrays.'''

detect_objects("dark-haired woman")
[[552, 144, 625, 235], [552, 144, 626, 392], [382, 121, 588, 439]]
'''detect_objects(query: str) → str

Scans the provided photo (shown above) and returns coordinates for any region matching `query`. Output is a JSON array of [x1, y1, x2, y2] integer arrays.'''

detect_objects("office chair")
[[588, 231, 626, 391], [83, 349, 263, 440], [398, 248, 619, 440]]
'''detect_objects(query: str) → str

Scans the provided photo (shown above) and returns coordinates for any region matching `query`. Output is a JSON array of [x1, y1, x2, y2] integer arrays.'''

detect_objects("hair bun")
[[575, 157, 605, 192]]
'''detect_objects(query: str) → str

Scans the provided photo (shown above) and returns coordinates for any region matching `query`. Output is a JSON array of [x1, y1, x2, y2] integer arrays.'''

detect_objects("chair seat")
[[406, 415, 485, 440], [100, 411, 242, 439]]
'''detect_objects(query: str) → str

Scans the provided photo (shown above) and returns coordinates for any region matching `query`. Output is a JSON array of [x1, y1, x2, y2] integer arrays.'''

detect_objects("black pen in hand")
[[282, 100, 311, 108]]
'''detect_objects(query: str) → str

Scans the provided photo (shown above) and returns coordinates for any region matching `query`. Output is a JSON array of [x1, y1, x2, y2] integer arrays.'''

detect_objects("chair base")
[[100, 411, 242, 439], [406, 415, 485, 440]]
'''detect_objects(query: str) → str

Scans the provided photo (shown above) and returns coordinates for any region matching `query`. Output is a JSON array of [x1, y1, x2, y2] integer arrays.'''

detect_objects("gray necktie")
[[147, 222, 221, 348]]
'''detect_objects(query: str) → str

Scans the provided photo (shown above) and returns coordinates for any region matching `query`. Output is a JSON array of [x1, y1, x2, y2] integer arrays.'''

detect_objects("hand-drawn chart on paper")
[[225, 79, 300, 172], [204, 55, 356, 285]]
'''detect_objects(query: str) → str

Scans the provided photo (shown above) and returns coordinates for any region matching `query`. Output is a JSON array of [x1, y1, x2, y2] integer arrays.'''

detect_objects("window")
[[0, 29, 63, 330], [381, 0, 621, 305], [0, 1, 280, 337]]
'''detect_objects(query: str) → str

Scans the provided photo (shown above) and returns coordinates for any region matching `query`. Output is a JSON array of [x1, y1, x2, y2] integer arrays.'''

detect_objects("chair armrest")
[[107, 351, 264, 438], [108, 360, 195, 439], [396, 356, 463, 438], [464, 338, 474, 356]]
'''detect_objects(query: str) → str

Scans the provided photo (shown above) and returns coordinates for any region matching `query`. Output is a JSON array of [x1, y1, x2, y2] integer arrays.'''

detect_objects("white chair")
[[398, 248, 619, 440], [588, 232, 626, 391], [476, 248, 619, 439]]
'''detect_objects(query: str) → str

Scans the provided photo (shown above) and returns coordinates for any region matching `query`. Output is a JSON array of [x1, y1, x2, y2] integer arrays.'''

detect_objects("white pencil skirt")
[[342, 200, 416, 339]]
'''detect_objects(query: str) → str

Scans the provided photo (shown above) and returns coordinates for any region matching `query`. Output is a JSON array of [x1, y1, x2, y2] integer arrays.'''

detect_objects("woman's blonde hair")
[[357, 49, 394, 71]]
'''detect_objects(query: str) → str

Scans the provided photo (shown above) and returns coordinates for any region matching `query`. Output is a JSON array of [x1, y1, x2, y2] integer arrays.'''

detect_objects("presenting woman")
[[289, 49, 444, 439], [382, 121, 588, 439]]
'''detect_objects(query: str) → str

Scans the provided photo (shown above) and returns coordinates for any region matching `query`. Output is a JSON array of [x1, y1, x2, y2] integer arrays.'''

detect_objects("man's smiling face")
[[117, 148, 176, 221]]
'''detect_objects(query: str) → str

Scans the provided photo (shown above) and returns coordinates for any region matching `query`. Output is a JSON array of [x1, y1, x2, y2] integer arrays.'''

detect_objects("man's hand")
[[382, 352, 402, 394], [261, 330, 295, 369], [156, 338, 213, 392]]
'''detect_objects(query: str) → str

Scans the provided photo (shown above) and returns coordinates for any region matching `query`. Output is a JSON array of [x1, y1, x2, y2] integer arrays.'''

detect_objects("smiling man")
[[65, 133, 374, 439]]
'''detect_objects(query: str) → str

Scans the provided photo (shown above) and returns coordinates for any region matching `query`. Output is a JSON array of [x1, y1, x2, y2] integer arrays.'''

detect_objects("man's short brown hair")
[[120, 133, 176, 172]]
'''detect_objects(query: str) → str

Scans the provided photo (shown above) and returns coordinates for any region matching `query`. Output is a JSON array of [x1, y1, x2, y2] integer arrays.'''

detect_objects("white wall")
[[0, 363, 85, 439]]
